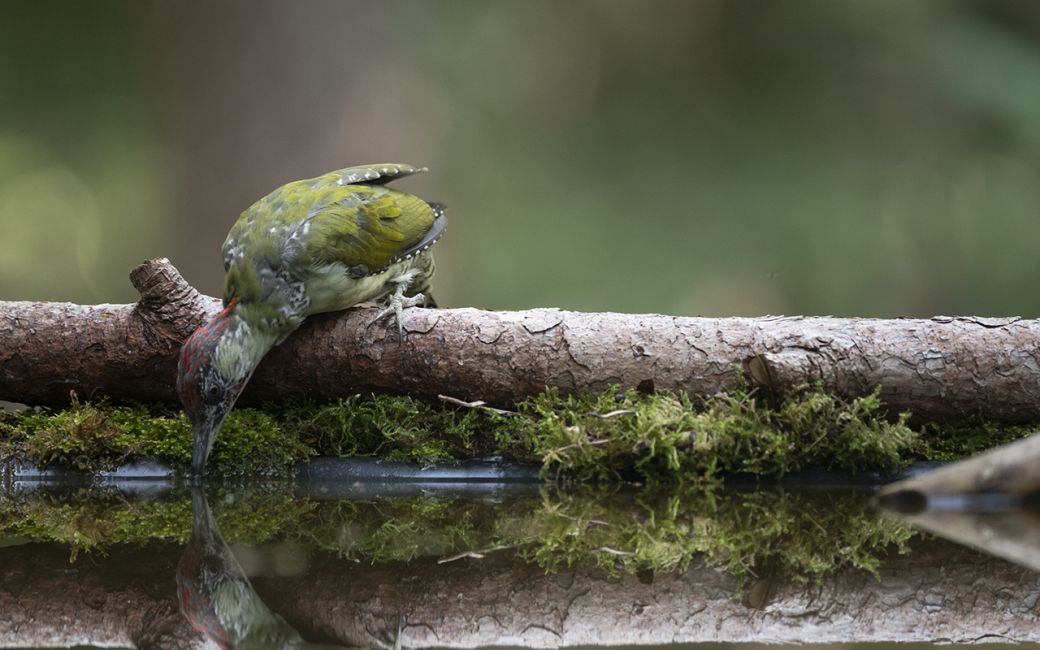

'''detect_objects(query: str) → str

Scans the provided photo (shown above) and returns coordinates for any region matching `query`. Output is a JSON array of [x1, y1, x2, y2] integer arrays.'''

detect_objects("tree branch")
[[1, 258, 1039, 421]]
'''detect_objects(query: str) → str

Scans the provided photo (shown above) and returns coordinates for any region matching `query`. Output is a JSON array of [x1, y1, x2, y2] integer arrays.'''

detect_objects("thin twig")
[[438, 394, 519, 416], [438, 544, 515, 564], [555, 512, 610, 527], [552, 438, 611, 453], [587, 409, 638, 419]]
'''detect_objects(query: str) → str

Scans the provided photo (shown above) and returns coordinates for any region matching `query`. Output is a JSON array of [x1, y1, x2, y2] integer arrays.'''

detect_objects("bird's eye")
[[204, 384, 222, 404]]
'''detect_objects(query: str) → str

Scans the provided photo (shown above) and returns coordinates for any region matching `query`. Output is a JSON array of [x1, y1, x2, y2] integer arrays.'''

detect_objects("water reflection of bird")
[[176, 488, 358, 649], [176, 164, 446, 477]]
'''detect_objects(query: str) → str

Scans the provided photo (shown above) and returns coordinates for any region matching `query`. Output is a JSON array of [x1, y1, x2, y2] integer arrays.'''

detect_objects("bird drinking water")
[[177, 164, 446, 477]]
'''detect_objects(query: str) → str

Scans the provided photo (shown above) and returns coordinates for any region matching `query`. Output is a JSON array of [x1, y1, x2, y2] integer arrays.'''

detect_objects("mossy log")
[[0, 540, 1037, 647], [2, 258, 1039, 421]]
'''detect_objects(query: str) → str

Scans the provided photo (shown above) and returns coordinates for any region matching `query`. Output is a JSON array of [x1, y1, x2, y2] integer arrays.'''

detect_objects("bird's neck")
[[211, 312, 281, 384]]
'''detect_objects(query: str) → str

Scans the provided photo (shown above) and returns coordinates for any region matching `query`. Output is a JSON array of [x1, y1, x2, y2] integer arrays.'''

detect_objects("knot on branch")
[[130, 258, 219, 345]]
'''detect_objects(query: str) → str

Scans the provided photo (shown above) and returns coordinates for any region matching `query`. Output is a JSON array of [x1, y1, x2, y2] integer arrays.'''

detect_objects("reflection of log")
[[3, 258, 1040, 421], [2, 539, 1038, 647], [892, 510, 1040, 573], [265, 541, 1040, 646], [0, 543, 199, 648]]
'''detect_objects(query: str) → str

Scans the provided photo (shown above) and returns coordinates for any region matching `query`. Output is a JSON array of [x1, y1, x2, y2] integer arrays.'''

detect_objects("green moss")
[[276, 394, 489, 462], [490, 384, 917, 482], [0, 384, 1033, 481], [913, 419, 1037, 462], [0, 385, 1023, 586], [0, 486, 912, 584], [0, 396, 307, 476]]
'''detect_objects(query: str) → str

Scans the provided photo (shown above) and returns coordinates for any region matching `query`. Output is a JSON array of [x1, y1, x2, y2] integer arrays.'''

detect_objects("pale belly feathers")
[[302, 251, 434, 317]]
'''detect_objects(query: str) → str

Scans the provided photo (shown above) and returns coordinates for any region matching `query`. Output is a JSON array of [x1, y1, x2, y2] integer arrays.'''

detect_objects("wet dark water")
[[1, 472, 1039, 648]]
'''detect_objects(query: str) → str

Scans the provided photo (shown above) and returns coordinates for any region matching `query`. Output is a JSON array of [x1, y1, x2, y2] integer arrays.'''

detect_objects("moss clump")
[[0, 397, 308, 476], [913, 419, 1038, 462], [491, 385, 916, 482], [0, 383, 1032, 481], [276, 395, 491, 462]]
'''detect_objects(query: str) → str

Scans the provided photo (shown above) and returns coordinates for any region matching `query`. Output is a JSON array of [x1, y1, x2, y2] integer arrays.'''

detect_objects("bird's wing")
[[222, 164, 440, 275], [288, 170, 445, 275], [326, 163, 428, 186]]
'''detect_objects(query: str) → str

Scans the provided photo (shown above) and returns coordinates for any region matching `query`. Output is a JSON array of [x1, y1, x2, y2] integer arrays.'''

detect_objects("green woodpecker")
[[177, 164, 446, 477]]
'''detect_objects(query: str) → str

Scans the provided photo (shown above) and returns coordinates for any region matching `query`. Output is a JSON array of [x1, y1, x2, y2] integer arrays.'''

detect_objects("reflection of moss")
[[1, 384, 1032, 481], [299, 496, 484, 563], [0, 492, 191, 558], [0, 486, 912, 583], [0, 489, 314, 557], [503, 488, 913, 582]]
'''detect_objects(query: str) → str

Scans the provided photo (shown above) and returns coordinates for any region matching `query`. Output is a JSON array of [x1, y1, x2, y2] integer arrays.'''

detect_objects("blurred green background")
[[1, 0, 1039, 317]]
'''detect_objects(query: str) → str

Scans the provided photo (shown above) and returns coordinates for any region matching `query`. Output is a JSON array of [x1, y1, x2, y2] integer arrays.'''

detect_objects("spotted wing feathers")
[[330, 163, 428, 187]]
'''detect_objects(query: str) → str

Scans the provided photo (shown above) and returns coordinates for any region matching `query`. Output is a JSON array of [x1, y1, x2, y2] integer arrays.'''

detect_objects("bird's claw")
[[369, 285, 426, 340]]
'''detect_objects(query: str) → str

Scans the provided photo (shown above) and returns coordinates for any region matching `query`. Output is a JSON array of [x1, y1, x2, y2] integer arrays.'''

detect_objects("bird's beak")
[[191, 411, 229, 479]]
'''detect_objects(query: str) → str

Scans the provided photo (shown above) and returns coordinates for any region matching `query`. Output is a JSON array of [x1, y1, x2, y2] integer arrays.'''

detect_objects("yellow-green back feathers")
[[222, 164, 443, 308]]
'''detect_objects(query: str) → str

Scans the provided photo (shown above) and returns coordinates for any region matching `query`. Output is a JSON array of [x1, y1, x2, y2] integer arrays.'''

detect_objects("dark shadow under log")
[[2, 258, 1040, 422]]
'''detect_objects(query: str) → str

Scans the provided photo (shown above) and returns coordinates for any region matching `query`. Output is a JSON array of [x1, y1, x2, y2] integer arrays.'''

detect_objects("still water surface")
[[1, 474, 1039, 649]]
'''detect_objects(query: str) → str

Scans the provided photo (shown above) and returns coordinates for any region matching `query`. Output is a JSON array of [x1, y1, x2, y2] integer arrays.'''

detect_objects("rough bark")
[[0, 540, 1037, 648], [2, 258, 1039, 421]]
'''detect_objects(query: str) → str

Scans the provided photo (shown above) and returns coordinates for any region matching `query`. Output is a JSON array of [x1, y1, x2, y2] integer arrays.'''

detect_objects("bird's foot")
[[369, 284, 426, 339]]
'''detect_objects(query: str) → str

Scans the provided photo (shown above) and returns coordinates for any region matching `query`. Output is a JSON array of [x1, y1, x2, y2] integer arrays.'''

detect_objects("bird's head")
[[177, 300, 249, 477]]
